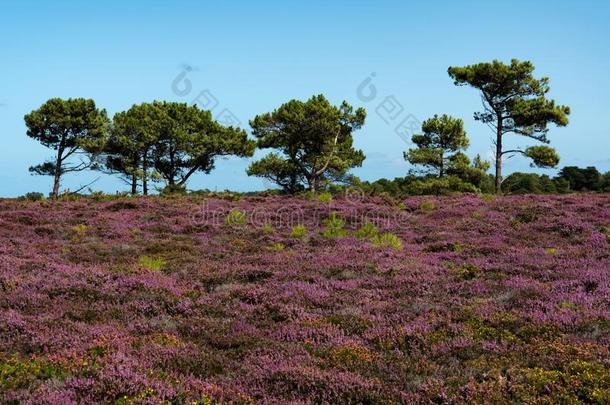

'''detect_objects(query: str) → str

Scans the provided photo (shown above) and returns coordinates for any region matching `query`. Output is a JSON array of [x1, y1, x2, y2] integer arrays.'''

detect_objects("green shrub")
[[502, 172, 571, 194], [225, 208, 247, 226], [18, 192, 45, 202], [419, 201, 436, 211], [138, 255, 166, 271], [600, 172, 610, 192], [355, 222, 378, 239], [267, 243, 285, 252], [322, 212, 347, 238], [317, 192, 333, 203], [455, 263, 481, 280], [71, 224, 88, 240], [261, 224, 274, 234], [372, 232, 402, 250], [519, 361, 610, 403], [89, 191, 110, 202], [290, 225, 308, 238], [160, 184, 187, 196], [328, 343, 374, 371], [406, 176, 478, 195], [0, 357, 68, 390]]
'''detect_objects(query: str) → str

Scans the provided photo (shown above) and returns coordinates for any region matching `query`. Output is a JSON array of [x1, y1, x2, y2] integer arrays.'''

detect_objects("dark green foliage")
[[159, 184, 187, 196], [104, 102, 254, 195], [359, 174, 479, 196], [502, 172, 572, 194], [405, 175, 479, 195], [17, 192, 45, 202], [404, 114, 470, 177], [153, 102, 255, 188], [103, 102, 163, 195], [403, 115, 490, 191], [600, 172, 610, 192], [524, 146, 561, 168], [447, 153, 491, 189], [448, 59, 570, 192], [25, 98, 110, 198], [247, 94, 366, 193], [322, 212, 347, 238], [557, 166, 602, 191]]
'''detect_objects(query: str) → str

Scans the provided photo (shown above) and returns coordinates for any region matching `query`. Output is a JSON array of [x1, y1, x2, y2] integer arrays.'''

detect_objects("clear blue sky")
[[1, 0, 609, 196]]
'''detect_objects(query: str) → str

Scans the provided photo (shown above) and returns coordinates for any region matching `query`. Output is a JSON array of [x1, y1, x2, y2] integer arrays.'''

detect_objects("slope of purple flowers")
[[1, 194, 609, 404]]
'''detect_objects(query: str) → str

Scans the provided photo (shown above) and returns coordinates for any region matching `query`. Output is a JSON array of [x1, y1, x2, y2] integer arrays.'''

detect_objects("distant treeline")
[[22, 58, 605, 199], [355, 166, 610, 196]]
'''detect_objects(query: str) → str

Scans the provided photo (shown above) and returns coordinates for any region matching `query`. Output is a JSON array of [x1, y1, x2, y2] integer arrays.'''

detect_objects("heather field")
[[1, 194, 610, 404]]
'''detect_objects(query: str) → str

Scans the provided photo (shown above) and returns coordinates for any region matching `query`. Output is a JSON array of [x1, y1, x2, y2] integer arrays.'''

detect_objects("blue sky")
[[1, 0, 609, 196]]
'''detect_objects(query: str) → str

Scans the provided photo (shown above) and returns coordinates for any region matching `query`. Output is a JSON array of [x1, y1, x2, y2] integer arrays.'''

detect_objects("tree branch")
[[62, 176, 101, 196], [314, 128, 340, 177]]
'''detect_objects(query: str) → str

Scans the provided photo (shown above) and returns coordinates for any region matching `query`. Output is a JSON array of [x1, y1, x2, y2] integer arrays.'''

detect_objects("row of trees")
[[501, 167, 610, 194], [25, 100, 255, 198], [359, 165, 610, 196], [26, 95, 368, 198], [25, 59, 574, 198]]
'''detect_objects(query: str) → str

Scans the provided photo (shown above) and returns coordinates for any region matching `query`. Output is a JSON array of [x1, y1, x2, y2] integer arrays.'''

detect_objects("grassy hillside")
[[1, 194, 609, 403]]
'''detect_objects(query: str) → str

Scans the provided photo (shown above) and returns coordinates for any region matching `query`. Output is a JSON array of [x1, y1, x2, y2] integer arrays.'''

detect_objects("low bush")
[[267, 242, 285, 252], [225, 208, 247, 226], [160, 184, 188, 196], [322, 212, 347, 238], [18, 192, 45, 202], [355, 222, 378, 239], [290, 225, 307, 238], [317, 192, 333, 203], [372, 232, 402, 250], [419, 201, 436, 211], [261, 224, 274, 234], [138, 255, 166, 271]]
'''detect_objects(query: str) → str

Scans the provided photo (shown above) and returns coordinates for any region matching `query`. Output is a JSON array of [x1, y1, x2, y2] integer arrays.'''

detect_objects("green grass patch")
[[290, 225, 308, 238], [355, 222, 378, 239], [225, 208, 247, 226], [138, 255, 166, 271], [267, 243, 285, 252], [0, 357, 69, 390], [419, 201, 436, 211], [322, 212, 348, 238], [372, 233, 402, 251], [261, 224, 274, 234]]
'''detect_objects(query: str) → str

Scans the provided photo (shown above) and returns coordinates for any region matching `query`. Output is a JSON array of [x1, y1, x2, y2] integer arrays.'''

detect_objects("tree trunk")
[[169, 147, 175, 185], [131, 174, 137, 195], [310, 177, 316, 193], [52, 168, 61, 199], [142, 150, 148, 196], [495, 117, 503, 194], [52, 148, 63, 199], [289, 172, 298, 194]]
